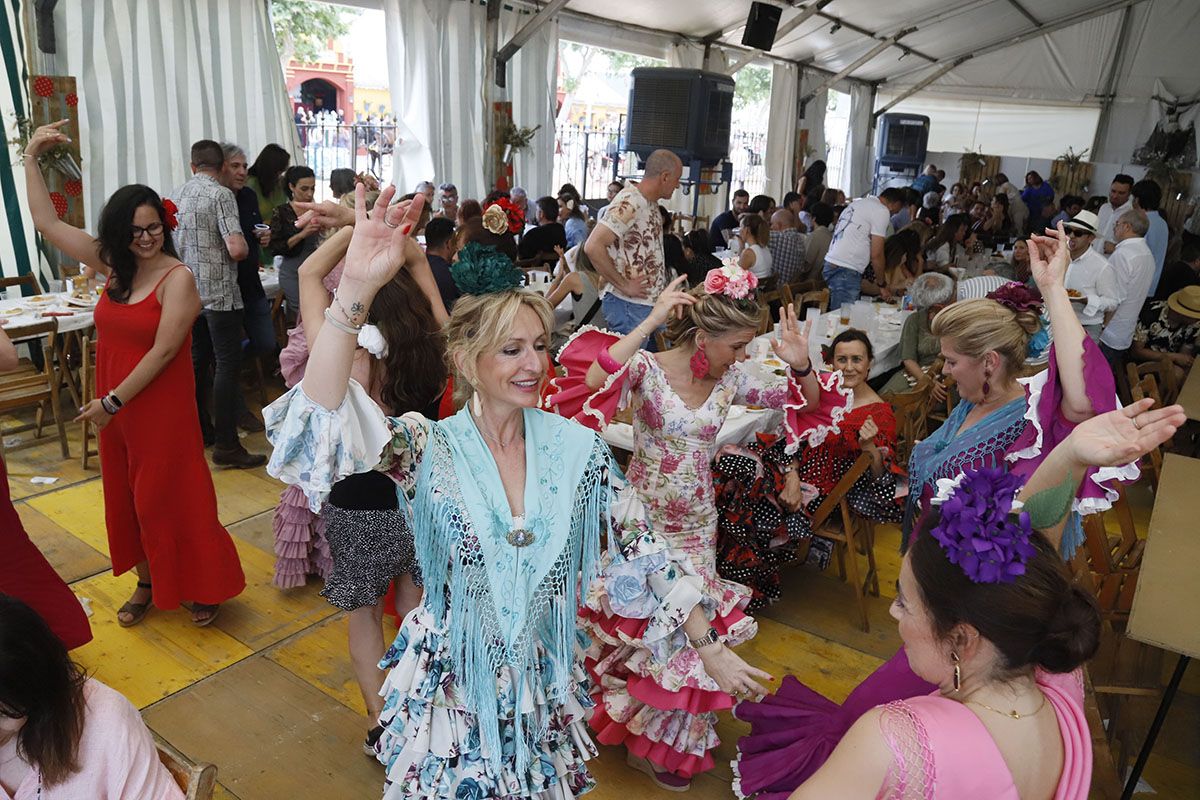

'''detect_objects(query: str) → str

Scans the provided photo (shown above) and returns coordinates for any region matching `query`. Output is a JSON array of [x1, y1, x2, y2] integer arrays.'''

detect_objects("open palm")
[[771, 303, 812, 371], [1028, 221, 1070, 291], [341, 185, 425, 289], [1067, 399, 1185, 468]]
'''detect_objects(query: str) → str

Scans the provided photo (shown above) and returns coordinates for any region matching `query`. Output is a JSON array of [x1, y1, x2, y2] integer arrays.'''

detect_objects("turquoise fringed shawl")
[[411, 407, 609, 775]]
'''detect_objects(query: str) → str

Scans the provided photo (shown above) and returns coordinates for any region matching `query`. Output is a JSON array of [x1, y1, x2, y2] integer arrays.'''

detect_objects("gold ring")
[[383, 216, 400, 229]]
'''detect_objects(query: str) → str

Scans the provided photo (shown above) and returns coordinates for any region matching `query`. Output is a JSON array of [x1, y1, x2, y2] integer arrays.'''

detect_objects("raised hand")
[[1065, 398, 1185, 468], [647, 274, 695, 327], [294, 199, 355, 230], [1028, 221, 1071, 291], [771, 302, 812, 372], [858, 415, 879, 447], [23, 119, 70, 158], [340, 184, 425, 290]]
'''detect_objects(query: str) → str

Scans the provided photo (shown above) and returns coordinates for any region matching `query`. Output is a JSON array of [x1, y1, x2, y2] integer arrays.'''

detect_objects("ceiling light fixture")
[[829, 22, 842, 34]]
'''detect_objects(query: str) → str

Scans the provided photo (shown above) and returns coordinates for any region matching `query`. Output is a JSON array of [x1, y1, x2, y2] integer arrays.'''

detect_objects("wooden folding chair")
[[79, 336, 99, 469], [756, 283, 792, 334], [0, 273, 40, 298], [154, 734, 217, 800], [1126, 374, 1164, 490], [1126, 358, 1179, 406], [793, 288, 829, 316], [270, 293, 289, 349], [889, 382, 931, 467], [0, 320, 70, 459], [807, 452, 879, 632], [923, 359, 956, 428]]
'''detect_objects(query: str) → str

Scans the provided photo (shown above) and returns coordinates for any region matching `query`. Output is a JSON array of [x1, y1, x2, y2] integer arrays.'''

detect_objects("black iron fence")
[[552, 122, 770, 200], [294, 119, 401, 200]]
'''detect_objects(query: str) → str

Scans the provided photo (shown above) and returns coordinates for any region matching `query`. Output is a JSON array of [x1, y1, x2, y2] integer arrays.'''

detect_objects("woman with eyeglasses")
[[22, 121, 244, 628]]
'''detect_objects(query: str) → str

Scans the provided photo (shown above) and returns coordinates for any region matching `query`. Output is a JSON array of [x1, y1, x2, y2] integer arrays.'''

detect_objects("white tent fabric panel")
[[876, 94, 1102, 161], [0, 0, 45, 285], [506, 14, 559, 200], [764, 63, 798, 199], [45, 0, 298, 221]]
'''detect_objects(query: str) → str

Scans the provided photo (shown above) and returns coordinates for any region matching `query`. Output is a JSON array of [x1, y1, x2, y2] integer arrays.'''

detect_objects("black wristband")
[[791, 361, 813, 378]]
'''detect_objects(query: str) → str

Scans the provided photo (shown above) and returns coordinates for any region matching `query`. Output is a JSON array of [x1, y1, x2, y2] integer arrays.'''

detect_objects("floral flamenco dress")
[[713, 401, 903, 612], [266, 379, 717, 799], [730, 339, 1134, 800], [547, 329, 850, 779]]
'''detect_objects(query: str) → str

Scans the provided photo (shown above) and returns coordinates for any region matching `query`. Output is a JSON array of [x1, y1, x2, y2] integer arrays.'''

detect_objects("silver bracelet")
[[332, 293, 364, 326], [323, 306, 363, 336]]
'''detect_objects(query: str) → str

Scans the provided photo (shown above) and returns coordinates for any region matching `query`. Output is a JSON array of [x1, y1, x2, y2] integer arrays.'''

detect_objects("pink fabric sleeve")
[[546, 326, 644, 430], [77, 681, 185, 800], [278, 324, 309, 389], [877, 700, 936, 800], [1007, 339, 1137, 514]]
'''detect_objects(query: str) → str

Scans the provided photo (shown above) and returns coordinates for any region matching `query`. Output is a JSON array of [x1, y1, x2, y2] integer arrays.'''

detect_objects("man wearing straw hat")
[[1062, 209, 1119, 341], [1130, 285, 1200, 386]]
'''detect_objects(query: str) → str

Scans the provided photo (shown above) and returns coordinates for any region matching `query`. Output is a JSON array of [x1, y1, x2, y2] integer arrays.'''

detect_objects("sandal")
[[117, 581, 153, 628], [186, 602, 221, 627]]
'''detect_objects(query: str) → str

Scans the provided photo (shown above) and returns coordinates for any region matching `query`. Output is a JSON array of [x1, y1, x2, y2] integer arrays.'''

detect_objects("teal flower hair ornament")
[[451, 242, 525, 296]]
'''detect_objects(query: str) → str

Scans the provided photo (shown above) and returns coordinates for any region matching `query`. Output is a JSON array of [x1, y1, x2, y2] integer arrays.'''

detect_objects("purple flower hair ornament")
[[986, 281, 1043, 314], [929, 467, 1037, 584]]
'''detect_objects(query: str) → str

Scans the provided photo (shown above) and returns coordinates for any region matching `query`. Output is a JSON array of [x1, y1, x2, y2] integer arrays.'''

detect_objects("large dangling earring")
[[690, 344, 710, 380], [982, 369, 992, 400], [951, 651, 962, 693]]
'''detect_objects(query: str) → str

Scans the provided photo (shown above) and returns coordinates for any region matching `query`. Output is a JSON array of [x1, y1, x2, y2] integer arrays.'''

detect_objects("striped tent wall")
[[0, 0, 48, 289], [41, 0, 298, 225]]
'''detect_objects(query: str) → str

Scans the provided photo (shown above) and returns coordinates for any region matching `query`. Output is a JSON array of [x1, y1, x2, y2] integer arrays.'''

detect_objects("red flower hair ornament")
[[161, 199, 179, 231]]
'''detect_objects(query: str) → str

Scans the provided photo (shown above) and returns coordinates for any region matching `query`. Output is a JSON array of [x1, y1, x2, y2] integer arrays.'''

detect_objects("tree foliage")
[[270, 0, 355, 65], [734, 65, 771, 110]]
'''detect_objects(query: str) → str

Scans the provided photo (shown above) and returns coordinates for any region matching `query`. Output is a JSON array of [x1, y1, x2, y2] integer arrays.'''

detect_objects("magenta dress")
[[732, 339, 1128, 798]]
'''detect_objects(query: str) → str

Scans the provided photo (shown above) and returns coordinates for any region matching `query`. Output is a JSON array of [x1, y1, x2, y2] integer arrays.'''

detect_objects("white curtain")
[[846, 83, 875, 198], [799, 70, 828, 171], [0, 0, 44, 285], [506, 13, 558, 199], [667, 40, 705, 70], [46, 0, 298, 219], [765, 62, 799, 200], [383, 0, 487, 200]]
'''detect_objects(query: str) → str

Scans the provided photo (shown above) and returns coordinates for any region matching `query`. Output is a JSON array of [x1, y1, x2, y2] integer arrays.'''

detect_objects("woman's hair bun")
[[1012, 309, 1042, 337], [1029, 585, 1101, 673]]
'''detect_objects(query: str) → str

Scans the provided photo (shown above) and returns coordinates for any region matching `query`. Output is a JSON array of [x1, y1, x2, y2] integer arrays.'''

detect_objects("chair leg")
[[255, 356, 268, 407], [842, 507, 869, 632]]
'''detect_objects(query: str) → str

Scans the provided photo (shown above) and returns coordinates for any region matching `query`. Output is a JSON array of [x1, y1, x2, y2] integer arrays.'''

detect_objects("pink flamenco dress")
[[547, 327, 852, 779], [872, 669, 1092, 799], [731, 338, 1132, 799]]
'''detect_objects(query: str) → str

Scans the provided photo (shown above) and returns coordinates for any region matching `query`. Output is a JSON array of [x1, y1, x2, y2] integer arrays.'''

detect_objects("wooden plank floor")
[[6, 417, 1197, 799]]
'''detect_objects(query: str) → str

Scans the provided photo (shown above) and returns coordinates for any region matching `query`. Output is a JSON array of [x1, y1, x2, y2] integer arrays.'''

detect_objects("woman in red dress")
[[24, 121, 244, 626]]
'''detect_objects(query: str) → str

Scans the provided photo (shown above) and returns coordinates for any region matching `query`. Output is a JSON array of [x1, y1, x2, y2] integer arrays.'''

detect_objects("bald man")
[[585, 148, 682, 339], [769, 208, 807, 283]]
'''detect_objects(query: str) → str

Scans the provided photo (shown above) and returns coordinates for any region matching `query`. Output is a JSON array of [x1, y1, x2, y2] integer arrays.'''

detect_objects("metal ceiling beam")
[[1090, 4, 1136, 158], [1003, 0, 1042, 28], [812, 12, 938, 64], [873, 56, 973, 117], [495, 0, 571, 86], [800, 30, 914, 104], [881, 0, 1150, 85]]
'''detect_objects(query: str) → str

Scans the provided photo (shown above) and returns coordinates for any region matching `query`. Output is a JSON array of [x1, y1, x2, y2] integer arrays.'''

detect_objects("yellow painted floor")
[[6, 412, 1198, 799]]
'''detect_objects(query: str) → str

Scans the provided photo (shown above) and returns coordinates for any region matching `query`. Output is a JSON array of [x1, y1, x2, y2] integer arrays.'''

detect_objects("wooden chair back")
[[1126, 375, 1164, 489], [0, 274, 40, 298], [793, 288, 829, 316], [1126, 358, 1179, 406], [807, 452, 880, 632], [756, 283, 793, 335], [0, 320, 69, 459], [889, 382, 931, 466], [155, 735, 217, 800]]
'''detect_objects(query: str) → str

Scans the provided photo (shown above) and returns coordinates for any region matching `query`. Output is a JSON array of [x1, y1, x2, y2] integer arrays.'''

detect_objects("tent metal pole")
[[880, 0, 1149, 85], [811, 11, 937, 65], [1090, 4, 1135, 161], [1002, 0, 1042, 28], [873, 57, 972, 118], [495, 0, 570, 82]]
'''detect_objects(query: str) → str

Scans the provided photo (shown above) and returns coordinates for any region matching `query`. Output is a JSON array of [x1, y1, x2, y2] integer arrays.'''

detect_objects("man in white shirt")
[[1099, 209, 1156, 371], [822, 187, 906, 310], [585, 148, 682, 338], [994, 173, 1027, 234], [1131, 179, 1169, 297], [1093, 174, 1134, 255], [1061, 211, 1118, 341]]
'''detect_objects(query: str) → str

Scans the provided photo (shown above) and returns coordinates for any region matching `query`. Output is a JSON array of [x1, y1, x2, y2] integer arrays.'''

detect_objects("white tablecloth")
[[756, 304, 913, 379], [0, 291, 96, 335], [259, 268, 281, 298]]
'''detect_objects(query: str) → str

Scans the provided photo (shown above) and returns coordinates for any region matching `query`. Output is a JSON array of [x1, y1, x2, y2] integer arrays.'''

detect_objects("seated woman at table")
[[863, 229, 923, 300], [924, 213, 973, 270], [880, 272, 954, 397], [0, 594, 185, 799], [731, 224, 1135, 799], [980, 192, 1017, 245], [22, 121, 243, 628], [548, 268, 849, 789], [738, 214, 774, 280], [713, 329, 902, 612], [790, 400, 1183, 799]]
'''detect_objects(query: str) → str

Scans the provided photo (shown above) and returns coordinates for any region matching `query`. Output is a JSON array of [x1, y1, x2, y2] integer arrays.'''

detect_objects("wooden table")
[[1176, 366, 1200, 422], [1122, 453, 1200, 797]]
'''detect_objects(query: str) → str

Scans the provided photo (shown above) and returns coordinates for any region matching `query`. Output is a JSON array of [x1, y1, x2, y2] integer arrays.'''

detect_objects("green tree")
[[605, 50, 663, 76], [270, 0, 355, 66], [734, 65, 771, 110]]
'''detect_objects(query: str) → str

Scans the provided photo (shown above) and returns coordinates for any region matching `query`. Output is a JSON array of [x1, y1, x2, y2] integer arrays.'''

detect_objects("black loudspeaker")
[[742, 2, 783, 50], [626, 68, 735, 165]]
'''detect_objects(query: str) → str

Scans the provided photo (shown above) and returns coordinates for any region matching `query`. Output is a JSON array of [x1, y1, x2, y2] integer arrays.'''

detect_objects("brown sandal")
[[187, 602, 221, 627], [117, 581, 153, 627]]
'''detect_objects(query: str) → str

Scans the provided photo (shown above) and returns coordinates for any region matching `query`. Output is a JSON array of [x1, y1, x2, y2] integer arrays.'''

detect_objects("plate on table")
[[27, 295, 54, 306], [1, 306, 25, 316], [65, 295, 97, 308]]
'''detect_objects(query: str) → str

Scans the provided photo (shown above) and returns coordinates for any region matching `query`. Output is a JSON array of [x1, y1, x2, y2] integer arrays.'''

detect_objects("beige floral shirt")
[[599, 185, 666, 305]]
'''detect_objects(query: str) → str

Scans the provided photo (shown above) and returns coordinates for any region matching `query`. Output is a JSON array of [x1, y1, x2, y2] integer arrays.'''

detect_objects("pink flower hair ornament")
[[703, 264, 758, 300]]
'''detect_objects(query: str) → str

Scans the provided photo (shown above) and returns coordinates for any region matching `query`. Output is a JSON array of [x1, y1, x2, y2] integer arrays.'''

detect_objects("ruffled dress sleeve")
[[264, 379, 429, 513], [546, 326, 648, 430], [1007, 339, 1137, 516], [727, 363, 853, 454]]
